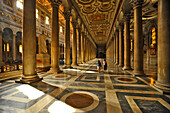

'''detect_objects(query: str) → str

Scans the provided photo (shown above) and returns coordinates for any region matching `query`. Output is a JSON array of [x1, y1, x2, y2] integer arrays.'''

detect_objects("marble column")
[[71, 21, 78, 66], [81, 32, 85, 63], [64, 11, 71, 68], [155, 0, 170, 93], [0, 30, 4, 65], [123, 14, 132, 70], [115, 30, 119, 65], [13, 34, 16, 61], [89, 43, 91, 60], [84, 35, 87, 62], [87, 41, 90, 61], [17, 0, 41, 84], [78, 27, 81, 63], [119, 25, 124, 67], [113, 37, 116, 63], [0, 31, 3, 61], [130, 0, 144, 76], [48, 2, 61, 73]]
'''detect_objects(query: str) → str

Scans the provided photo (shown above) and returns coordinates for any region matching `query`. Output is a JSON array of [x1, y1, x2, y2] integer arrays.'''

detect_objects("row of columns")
[[107, 0, 170, 93], [17, 0, 96, 84]]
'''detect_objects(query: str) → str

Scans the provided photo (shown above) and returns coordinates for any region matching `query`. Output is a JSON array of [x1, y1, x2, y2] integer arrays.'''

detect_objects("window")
[[19, 45, 22, 53], [36, 9, 38, 19], [16, 0, 23, 9], [45, 16, 49, 25], [152, 27, 156, 44], [7, 43, 10, 52], [60, 26, 62, 33], [4, 44, 5, 52], [151, 27, 156, 48], [130, 40, 133, 52]]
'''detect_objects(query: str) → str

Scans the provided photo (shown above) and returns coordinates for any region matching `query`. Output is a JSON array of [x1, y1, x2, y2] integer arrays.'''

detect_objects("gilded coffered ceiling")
[[75, 0, 116, 44]]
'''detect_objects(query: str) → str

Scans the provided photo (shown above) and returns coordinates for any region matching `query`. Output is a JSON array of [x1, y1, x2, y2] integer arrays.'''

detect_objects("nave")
[[0, 59, 170, 113]]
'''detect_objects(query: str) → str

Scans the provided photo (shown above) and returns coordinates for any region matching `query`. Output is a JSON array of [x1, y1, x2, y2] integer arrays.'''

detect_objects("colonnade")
[[106, 0, 170, 93], [16, 0, 96, 84]]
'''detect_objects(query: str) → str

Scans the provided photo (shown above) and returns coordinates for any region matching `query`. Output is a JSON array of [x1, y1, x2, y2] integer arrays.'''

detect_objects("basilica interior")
[[0, 0, 170, 113]]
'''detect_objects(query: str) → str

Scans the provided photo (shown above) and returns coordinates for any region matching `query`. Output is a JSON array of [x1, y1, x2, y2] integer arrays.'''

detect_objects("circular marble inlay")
[[65, 93, 94, 108], [60, 91, 99, 112], [114, 77, 138, 83], [54, 74, 71, 79], [118, 77, 134, 81]]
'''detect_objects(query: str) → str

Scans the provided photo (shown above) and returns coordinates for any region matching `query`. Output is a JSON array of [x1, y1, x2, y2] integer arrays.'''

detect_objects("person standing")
[[103, 59, 107, 73], [97, 60, 102, 73]]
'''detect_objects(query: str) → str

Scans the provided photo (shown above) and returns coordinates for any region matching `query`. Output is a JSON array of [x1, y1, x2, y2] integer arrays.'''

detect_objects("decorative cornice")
[[129, 0, 143, 8]]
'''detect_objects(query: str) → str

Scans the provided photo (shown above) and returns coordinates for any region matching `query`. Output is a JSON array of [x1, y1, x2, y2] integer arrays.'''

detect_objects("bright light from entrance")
[[16, 84, 44, 99], [85, 71, 97, 73], [65, 69, 81, 72], [48, 101, 79, 113]]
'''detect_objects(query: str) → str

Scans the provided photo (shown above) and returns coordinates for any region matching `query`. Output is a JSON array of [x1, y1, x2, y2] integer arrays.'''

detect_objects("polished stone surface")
[[0, 58, 170, 113]]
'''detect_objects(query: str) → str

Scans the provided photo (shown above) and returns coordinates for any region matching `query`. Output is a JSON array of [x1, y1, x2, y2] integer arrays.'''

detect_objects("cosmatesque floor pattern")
[[0, 59, 170, 113]]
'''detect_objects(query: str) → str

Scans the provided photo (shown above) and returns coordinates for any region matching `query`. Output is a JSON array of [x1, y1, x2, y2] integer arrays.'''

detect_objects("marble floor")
[[0, 59, 170, 113]]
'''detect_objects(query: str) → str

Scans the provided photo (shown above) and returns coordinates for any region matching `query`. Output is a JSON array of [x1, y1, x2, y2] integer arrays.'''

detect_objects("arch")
[[77, 17, 82, 28], [61, 0, 72, 11], [2, 28, 13, 63], [3, 28, 13, 42], [71, 8, 78, 21]]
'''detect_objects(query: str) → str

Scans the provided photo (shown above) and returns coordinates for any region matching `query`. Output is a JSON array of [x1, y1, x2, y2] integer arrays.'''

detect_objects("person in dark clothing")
[[97, 60, 102, 73], [103, 59, 107, 73]]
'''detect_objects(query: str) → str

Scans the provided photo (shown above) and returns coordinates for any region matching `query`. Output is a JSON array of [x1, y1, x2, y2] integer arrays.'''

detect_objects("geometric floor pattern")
[[0, 59, 170, 113]]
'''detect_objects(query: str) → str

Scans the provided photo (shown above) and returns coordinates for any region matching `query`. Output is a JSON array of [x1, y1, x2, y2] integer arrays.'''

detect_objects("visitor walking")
[[97, 60, 102, 73], [103, 59, 107, 73]]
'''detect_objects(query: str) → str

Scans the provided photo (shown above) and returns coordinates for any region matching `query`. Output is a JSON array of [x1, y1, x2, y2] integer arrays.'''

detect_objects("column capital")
[[71, 21, 77, 28], [63, 10, 71, 20], [13, 34, 17, 37], [124, 13, 131, 22], [130, 0, 143, 8], [81, 31, 85, 34], [119, 24, 124, 29], [115, 29, 119, 33], [51, 0, 61, 8], [78, 27, 82, 32]]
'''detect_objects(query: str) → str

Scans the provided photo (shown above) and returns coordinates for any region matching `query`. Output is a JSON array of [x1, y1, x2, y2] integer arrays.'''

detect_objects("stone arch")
[[118, 11, 124, 24], [2, 28, 13, 63], [71, 8, 78, 21], [61, 0, 72, 11], [143, 19, 158, 66], [77, 17, 82, 28]]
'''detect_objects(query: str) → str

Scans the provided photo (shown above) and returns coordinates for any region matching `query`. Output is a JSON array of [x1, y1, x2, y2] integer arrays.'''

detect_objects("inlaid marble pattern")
[[0, 59, 170, 113]]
